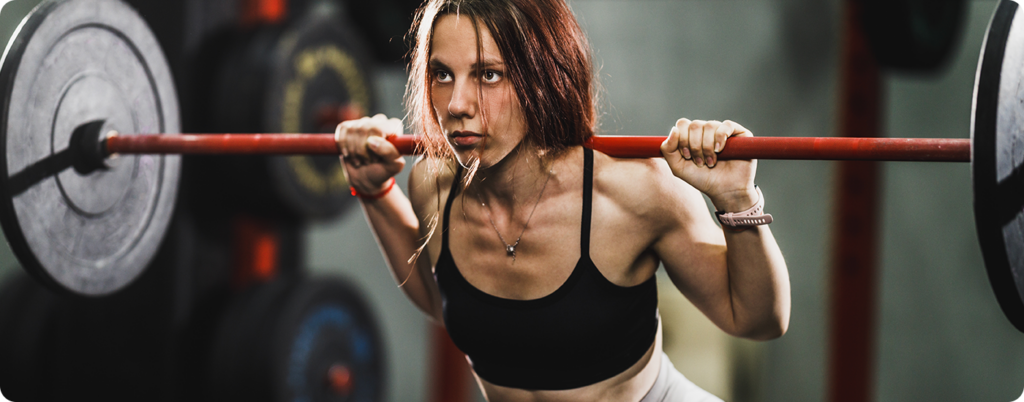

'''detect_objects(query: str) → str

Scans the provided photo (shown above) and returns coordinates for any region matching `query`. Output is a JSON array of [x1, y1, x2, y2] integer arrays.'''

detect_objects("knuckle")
[[691, 143, 703, 155]]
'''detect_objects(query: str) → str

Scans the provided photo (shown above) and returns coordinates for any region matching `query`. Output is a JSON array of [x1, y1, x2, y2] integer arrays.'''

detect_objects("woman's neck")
[[467, 142, 553, 210]]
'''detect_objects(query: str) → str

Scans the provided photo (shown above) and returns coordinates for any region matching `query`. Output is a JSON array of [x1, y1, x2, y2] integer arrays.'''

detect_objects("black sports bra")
[[434, 148, 660, 390]]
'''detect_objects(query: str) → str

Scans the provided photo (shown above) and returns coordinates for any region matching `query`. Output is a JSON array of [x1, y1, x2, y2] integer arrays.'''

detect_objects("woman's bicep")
[[650, 174, 738, 333]]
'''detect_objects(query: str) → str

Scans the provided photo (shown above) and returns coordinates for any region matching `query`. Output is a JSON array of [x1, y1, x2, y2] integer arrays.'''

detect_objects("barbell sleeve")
[[102, 134, 971, 162]]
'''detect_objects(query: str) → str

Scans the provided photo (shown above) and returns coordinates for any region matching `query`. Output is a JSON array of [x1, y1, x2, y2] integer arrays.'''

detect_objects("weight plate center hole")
[[326, 363, 353, 396], [53, 75, 136, 216]]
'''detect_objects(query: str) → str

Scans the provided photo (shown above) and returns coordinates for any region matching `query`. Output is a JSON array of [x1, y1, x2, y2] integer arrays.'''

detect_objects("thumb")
[[368, 136, 401, 162]]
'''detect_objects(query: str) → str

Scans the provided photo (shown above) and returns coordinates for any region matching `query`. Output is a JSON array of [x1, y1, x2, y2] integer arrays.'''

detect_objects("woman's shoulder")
[[408, 156, 458, 214], [591, 149, 706, 222]]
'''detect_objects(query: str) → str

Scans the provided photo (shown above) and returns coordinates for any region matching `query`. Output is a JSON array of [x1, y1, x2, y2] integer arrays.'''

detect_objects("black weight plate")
[[0, 271, 59, 402], [972, 0, 1024, 333], [338, 0, 423, 63], [205, 276, 385, 402], [0, 0, 181, 296], [862, 0, 966, 73], [264, 3, 375, 220], [204, 276, 296, 402]]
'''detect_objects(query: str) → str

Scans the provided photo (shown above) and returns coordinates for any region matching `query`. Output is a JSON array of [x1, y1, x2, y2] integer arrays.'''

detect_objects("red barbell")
[[104, 134, 970, 162]]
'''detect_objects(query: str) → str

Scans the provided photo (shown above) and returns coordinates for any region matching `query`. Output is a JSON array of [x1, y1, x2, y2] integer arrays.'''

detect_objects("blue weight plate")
[[206, 276, 385, 402]]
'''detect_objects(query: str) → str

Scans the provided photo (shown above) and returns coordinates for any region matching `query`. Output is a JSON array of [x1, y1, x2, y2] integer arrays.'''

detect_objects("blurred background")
[[0, 0, 1022, 401]]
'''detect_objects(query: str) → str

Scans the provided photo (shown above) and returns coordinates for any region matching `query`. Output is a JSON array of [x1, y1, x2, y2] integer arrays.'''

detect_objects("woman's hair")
[[404, 0, 596, 164]]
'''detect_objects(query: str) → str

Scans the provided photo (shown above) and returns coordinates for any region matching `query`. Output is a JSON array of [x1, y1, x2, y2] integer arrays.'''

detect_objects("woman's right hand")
[[336, 114, 406, 194]]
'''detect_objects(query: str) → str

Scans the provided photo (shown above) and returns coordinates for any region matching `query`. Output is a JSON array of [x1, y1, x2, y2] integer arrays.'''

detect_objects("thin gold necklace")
[[476, 170, 553, 262]]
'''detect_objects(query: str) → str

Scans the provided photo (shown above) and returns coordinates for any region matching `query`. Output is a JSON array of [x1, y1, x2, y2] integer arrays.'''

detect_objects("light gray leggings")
[[639, 353, 724, 402]]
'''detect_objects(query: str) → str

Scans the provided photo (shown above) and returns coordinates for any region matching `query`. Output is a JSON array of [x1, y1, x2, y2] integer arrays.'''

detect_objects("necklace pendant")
[[506, 245, 515, 256]]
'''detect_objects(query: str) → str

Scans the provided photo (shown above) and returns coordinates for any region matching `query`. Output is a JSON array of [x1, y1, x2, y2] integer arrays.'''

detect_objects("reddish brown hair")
[[405, 0, 596, 165]]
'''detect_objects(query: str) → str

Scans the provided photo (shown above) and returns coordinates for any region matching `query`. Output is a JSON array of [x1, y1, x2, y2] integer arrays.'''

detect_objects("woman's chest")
[[436, 192, 660, 300]]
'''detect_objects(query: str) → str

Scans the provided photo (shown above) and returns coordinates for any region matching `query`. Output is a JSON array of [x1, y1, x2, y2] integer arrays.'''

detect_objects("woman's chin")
[[452, 150, 482, 169], [449, 143, 516, 171]]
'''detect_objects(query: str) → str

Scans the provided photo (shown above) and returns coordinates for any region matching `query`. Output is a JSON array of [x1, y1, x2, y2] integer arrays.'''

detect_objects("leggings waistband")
[[639, 353, 724, 402]]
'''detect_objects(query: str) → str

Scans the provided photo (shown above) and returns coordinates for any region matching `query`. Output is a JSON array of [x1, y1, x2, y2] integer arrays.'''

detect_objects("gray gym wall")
[[1, 0, 1022, 401]]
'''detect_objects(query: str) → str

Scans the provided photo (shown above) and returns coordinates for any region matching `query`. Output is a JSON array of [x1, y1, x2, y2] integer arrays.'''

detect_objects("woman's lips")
[[451, 131, 483, 147]]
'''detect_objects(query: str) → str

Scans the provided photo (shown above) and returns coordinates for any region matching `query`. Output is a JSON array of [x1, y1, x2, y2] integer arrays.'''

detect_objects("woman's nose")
[[447, 80, 476, 119]]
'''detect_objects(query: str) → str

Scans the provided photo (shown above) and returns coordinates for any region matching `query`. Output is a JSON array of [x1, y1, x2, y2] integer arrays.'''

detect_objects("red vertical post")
[[231, 216, 281, 288], [430, 325, 472, 402], [827, 1, 882, 402], [240, 0, 288, 26]]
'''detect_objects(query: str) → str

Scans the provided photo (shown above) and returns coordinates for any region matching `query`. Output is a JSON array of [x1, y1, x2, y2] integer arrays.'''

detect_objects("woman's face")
[[429, 14, 527, 169]]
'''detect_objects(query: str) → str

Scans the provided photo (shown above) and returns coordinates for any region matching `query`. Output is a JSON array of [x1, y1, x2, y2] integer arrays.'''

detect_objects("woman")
[[336, 0, 790, 400]]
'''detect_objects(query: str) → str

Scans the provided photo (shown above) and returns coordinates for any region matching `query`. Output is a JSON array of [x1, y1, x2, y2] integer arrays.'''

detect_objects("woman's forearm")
[[723, 225, 791, 340]]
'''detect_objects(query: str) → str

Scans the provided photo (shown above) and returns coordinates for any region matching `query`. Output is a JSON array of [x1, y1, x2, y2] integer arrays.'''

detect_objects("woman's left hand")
[[660, 118, 758, 211]]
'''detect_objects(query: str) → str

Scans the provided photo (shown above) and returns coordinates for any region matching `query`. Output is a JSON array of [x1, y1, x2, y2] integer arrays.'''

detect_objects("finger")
[[346, 122, 368, 163], [703, 121, 719, 167], [675, 118, 692, 160], [368, 136, 401, 162], [387, 117, 404, 136], [356, 121, 381, 161], [335, 123, 348, 159], [714, 121, 734, 156], [661, 126, 685, 167], [723, 120, 752, 137], [688, 120, 705, 167]]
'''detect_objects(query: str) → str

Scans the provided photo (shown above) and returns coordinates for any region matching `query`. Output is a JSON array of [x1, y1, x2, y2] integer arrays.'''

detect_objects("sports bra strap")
[[581, 147, 593, 254], [442, 165, 463, 243]]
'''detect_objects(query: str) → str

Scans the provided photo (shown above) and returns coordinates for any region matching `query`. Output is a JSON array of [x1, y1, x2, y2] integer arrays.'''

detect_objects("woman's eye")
[[482, 70, 501, 84], [435, 70, 452, 83]]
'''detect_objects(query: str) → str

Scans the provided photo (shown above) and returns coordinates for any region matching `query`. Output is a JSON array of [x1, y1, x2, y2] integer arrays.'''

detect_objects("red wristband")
[[351, 177, 396, 200]]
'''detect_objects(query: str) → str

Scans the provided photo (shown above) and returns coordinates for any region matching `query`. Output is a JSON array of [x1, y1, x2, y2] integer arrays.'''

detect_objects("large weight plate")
[[206, 276, 385, 402], [0, 0, 180, 296], [973, 0, 1024, 332], [264, 2, 375, 220]]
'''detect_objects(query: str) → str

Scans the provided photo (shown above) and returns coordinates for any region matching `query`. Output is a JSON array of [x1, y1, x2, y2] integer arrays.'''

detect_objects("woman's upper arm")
[[645, 161, 737, 330], [406, 157, 448, 322]]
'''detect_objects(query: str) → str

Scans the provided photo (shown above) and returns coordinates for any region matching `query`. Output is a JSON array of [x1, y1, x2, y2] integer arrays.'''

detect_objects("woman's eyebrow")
[[476, 59, 505, 69], [428, 59, 452, 71], [428, 58, 504, 71]]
